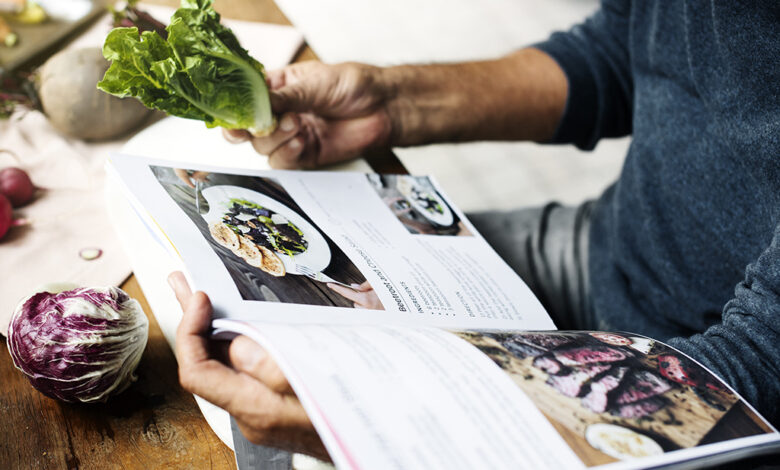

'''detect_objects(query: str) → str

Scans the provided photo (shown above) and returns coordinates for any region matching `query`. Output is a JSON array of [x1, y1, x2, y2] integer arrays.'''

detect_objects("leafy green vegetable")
[[97, 0, 275, 135]]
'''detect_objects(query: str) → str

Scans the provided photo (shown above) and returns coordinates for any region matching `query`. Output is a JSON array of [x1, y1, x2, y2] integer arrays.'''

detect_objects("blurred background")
[[1, 0, 629, 212], [266, 0, 630, 212]]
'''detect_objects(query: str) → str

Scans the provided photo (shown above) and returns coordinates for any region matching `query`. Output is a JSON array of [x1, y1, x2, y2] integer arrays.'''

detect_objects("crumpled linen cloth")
[[0, 110, 131, 335]]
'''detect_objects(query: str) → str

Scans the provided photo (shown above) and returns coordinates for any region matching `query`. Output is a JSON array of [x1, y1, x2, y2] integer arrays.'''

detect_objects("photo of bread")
[[208, 222, 286, 276]]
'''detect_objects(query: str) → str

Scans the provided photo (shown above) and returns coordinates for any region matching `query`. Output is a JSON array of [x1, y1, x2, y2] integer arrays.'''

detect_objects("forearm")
[[379, 48, 568, 146]]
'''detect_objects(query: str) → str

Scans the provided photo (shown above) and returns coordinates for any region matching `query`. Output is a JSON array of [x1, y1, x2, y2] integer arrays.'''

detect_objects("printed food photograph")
[[367, 174, 473, 236], [151, 165, 384, 309], [455, 330, 774, 466]]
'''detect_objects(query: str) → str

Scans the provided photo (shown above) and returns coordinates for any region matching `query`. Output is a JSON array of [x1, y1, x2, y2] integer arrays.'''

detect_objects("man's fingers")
[[169, 271, 193, 309], [180, 359, 248, 410], [327, 283, 368, 304], [190, 171, 210, 182], [266, 135, 305, 169], [223, 128, 251, 144], [356, 281, 373, 292], [233, 404, 329, 461], [328, 283, 383, 309], [173, 290, 213, 367], [168, 270, 319, 458], [266, 69, 287, 91], [229, 335, 294, 394], [269, 87, 300, 114], [249, 113, 299, 155], [173, 169, 196, 188]]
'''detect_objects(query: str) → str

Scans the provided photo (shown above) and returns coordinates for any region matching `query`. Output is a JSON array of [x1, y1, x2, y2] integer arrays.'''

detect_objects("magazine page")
[[451, 330, 779, 468], [212, 321, 780, 470], [109, 153, 555, 330]]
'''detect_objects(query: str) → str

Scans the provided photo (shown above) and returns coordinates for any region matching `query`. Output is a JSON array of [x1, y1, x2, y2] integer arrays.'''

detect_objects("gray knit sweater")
[[535, 1, 779, 425]]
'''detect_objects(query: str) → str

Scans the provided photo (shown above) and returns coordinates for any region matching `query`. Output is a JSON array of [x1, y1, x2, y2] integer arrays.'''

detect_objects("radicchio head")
[[7, 286, 149, 403]]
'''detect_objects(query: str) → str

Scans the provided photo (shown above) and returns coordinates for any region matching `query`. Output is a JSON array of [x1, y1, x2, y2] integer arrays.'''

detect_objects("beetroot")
[[0, 167, 34, 207], [0, 193, 12, 239]]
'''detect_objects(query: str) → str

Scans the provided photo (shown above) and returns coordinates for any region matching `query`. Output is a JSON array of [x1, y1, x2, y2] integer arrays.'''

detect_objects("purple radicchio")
[[7, 286, 149, 403]]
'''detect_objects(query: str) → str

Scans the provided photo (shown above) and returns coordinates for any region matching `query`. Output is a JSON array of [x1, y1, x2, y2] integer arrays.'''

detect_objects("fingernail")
[[351, 283, 361, 289], [289, 138, 301, 149], [223, 129, 247, 143], [280, 115, 295, 132], [167, 273, 179, 290]]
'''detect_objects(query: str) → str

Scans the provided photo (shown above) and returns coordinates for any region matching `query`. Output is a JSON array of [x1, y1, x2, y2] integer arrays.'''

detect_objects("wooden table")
[[0, 1, 404, 468]]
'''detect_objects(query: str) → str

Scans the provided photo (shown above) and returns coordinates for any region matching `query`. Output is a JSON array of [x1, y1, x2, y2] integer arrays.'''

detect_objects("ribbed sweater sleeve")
[[668, 224, 780, 424], [532, 0, 633, 149]]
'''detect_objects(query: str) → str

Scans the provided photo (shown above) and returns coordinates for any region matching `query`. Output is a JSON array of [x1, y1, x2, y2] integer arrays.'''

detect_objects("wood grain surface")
[[0, 276, 237, 469]]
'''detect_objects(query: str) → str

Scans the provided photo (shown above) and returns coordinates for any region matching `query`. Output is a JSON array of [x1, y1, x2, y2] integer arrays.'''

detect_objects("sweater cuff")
[[532, 35, 599, 148]]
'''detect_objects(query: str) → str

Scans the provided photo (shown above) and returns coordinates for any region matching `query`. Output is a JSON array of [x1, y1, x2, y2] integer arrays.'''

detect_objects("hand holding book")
[[168, 272, 328, 460], [110, 155, 780, 469]]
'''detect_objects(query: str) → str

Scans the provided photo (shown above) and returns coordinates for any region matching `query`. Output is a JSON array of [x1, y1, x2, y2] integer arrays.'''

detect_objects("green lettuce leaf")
[[97, 0, 275, 135]]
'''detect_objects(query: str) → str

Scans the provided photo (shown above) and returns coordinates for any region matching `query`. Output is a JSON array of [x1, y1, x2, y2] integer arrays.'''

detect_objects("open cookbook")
[[108, 153, 780, 470]]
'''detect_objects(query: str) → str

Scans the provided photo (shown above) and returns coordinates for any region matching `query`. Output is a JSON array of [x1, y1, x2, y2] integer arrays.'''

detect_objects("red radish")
[[0, 167, 35, 207], [0, 193, 12, 239]]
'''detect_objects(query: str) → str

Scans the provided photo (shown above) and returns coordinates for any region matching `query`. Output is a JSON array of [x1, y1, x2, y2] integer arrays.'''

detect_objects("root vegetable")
[[0, 166, 34, 207], [38, 47, 152, 141], [0, 193, 11, 239]]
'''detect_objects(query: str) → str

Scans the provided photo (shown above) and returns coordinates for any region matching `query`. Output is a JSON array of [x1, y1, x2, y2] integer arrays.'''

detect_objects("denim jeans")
[[467, 201, 595, 330]]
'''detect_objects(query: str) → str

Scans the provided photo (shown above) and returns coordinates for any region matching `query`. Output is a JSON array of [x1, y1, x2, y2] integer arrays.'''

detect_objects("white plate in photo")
[[200, 185, 331, 275], [628, 337, 655, 354], [396, 176, 454, 227], [585, 423, 663, 460]]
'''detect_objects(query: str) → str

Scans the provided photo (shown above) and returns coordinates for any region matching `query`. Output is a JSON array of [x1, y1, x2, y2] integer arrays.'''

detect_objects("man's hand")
[[169, 272, 329, 460], [327, 281, 385, 310], [224, 61, 393, 169], [227, 49, 567, 169], [173, 169, 210, 188]]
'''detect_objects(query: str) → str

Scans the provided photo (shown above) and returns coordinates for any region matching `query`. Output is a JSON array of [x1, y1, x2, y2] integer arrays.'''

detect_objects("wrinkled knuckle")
[[236, 413, 278, 443], [236, 420, 270, 445], [286, 87, 306, 107], [274, 140, 304, 168], [254, 351, 275, 372], [250, 138, 274, 156], [192, 291, 208, 304], [267, 153, 287, 170], [246, 428, 271, 445], [249, 408, 281, 431], [270, 370, 290, 390]]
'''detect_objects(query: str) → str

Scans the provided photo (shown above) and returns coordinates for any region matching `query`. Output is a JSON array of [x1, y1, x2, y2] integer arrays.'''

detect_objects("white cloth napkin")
[[0, 112, 129, 335], [0, 4, 304, 335]]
